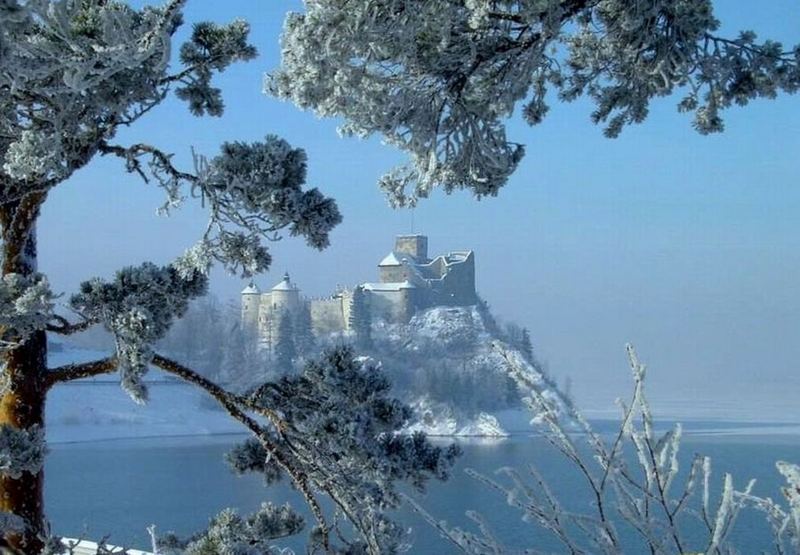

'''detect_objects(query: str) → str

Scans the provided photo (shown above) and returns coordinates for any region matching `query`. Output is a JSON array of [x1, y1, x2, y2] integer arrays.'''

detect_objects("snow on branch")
[[409, 343, 800, 554], [99, 135, 341, 278], [0, 0, 257, 203], [68, 263, 208, 402], [156, 504, 304, 554], [168, 19, 258, 117], [270, 0, 800, 204], [0, 273, 55, 352], [0, 424, 46, 480], [46, 313, 99, 337]]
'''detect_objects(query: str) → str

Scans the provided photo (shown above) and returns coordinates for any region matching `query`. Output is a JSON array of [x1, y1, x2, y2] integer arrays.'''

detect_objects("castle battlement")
[[242, 235, 477, 343]]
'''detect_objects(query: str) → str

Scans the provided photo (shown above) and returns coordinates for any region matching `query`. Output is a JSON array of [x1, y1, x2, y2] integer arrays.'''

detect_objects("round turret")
[[241, 281, 261, 332], [271, 272, 300, 314]]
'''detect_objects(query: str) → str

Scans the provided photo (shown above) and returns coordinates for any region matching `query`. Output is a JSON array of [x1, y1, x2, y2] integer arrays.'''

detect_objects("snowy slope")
[[405, 397, 509, 437], [380, 306, 544, 437]]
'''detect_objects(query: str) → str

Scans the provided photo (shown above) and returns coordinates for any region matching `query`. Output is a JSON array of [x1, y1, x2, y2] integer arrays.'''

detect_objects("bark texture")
[[0, 197, 47, 554]]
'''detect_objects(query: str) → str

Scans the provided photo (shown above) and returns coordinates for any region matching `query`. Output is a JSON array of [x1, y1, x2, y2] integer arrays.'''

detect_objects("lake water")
[[46, 427, 800, 554]]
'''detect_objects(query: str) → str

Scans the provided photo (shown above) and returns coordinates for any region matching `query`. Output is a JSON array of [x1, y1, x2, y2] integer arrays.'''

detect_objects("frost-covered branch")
[[146, 348, 459, 554], [270, 0, 800, 204], [0, 424, 45, 480], [148, 352, 333, 549], [68, 262, 208, 403], [149, 353, 283, 432], [235, 348, 461, 554], [99, 136, 341, 278], [412, 343, 800, 554], [0, 273, 55, 351], [156, 503, 304, 555], [161, 18, 257, 117], [0, 1, 256, 196]]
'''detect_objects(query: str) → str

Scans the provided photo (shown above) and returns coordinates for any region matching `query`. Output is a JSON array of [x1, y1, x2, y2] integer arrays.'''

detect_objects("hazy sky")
[[39, 1, 800, 409]]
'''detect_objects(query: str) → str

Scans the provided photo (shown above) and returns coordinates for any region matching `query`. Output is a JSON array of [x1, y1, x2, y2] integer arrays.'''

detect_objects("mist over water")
[[38, 1, 800, 419]]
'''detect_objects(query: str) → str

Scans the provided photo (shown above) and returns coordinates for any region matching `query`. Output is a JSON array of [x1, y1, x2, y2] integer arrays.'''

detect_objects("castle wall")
[[368, 289, 414, 323], [379, 266, 407, 283], [271, 288, 300, 315], [310, 297, 347, 335], [340, 289, 354, 328], [435, 252, 477, 305], [256, 293, 275, 348]]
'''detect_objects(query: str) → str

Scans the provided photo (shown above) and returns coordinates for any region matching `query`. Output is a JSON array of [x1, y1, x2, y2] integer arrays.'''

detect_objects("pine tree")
[[292, 302, 316, 357], [274, 311, 297, 374], [271, 1, 800, 205], [520, 328, 534, 364], [0, 3, 344, 548], [349, 286, 372, 348]]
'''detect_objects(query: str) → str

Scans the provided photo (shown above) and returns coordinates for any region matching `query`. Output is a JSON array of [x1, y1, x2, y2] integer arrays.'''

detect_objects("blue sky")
[[39, 1, 800, 408]]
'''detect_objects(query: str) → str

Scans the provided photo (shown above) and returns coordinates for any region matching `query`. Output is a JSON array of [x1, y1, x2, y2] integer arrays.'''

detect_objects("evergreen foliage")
[[0, 0, 795, 552], [292, 302, 316, 357], [274, 310, 296, 374], [270, 0, 800, 205]]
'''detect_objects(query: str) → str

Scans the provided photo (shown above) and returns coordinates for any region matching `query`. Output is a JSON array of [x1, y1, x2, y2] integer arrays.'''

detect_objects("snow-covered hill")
[[368, 306, 542, 437], [45, 305, 542, 443]]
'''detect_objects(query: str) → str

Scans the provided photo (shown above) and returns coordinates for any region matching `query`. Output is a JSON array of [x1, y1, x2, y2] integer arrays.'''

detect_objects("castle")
[[241, 234, 477, 348]]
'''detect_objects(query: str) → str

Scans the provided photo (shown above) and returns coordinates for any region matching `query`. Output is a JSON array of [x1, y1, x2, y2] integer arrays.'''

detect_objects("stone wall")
[[310, 297, 348, 335], [379, 265, 407, 283], [435, 252, 477, 305], [395, 235, 428, 261]]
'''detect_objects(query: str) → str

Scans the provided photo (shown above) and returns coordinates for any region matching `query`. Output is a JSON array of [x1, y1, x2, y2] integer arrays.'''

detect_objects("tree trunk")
[[0, 332, 47, 554], [0, 198, 48, 554]]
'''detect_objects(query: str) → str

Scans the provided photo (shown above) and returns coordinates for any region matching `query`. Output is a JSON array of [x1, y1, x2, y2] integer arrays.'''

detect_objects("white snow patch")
[[404, 398, 509, 437]]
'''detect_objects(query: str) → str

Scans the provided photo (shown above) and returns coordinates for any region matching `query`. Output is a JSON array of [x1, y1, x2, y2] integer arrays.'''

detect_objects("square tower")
[[394, 234, 428, 262]]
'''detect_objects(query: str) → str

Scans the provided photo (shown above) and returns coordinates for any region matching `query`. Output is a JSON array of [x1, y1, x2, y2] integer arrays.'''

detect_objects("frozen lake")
[[43, 349, 800, 553], [46, 430, 800, 554]]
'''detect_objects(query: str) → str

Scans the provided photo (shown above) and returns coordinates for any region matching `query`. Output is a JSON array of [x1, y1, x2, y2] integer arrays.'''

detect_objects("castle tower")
[[395, 234, 428, 262], [241, 282, 261, 334], [270, 272, 300, 315], [398, 281, 417, 322]]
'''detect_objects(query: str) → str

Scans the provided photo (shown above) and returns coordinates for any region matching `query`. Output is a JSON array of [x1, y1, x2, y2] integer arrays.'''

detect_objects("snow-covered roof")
[[272, 272, 298, 291], [443, 250, 472, 264], [379, 251, 403, 266], [363, 281, 416, 292], [241, 282, 261, 295]]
